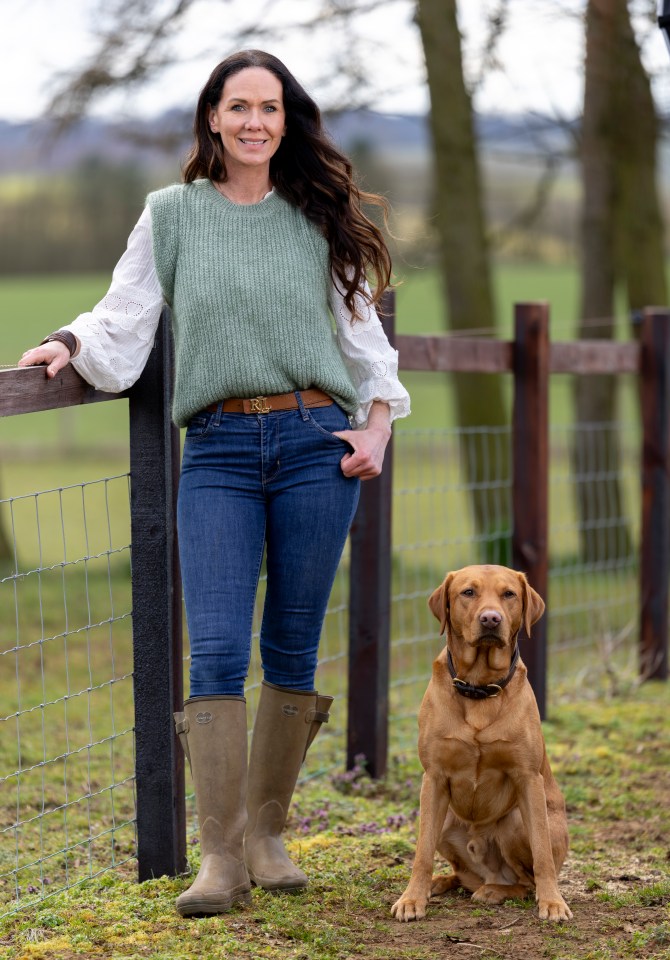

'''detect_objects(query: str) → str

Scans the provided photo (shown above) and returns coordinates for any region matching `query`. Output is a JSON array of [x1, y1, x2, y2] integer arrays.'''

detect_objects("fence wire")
[[0, 476, 135, 917], [389, 427, 513, 747], [0, 419, 642, 915], [387, 420, 639, 748]]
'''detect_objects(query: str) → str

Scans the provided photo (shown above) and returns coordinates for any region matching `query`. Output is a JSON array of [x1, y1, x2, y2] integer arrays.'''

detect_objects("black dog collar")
[[447, 643, 520, 700]]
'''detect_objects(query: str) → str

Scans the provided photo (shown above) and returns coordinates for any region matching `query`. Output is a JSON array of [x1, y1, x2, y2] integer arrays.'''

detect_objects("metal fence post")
[[346, 290, 395, 778], [638, 308, 670, 680], [128, 309, 187, 879], [512, 302, 550, 718]]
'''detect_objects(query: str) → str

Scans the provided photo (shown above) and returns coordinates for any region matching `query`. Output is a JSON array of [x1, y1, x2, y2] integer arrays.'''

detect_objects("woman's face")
[[209, 67, 286, 176]]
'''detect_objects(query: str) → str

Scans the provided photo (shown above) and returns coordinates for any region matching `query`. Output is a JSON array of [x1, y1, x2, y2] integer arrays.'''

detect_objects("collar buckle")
[[447, 645, 519, 700]]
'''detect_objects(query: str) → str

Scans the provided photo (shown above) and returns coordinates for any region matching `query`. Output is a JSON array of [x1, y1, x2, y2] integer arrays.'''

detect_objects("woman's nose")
[[245, 111, 263, 129]]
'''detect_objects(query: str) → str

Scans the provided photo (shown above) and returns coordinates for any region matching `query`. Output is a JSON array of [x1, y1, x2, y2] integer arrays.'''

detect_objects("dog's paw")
[[472, 882, 530, 905], [538, 896, 572, 922], [391, 893, 428, 922], [430, 873, 461, 897], [472, 884, 507, 905]]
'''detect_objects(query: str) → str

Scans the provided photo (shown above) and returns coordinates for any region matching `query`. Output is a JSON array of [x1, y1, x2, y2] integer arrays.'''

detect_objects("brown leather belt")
[[206, 388, 333, 415]]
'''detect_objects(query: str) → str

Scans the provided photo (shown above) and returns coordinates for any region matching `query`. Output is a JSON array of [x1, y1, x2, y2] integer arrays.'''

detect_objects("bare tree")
[[417, 0, 512, 562], [613, 1, 667, 311], [47, 0, 407, 129], [574, 0, 667, 565]]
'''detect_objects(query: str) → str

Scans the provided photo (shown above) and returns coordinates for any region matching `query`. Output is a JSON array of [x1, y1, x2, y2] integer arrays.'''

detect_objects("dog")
[[392, 564, 572, 923]]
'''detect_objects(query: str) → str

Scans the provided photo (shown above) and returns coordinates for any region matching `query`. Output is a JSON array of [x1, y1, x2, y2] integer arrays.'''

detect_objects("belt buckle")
[[248, 395, 271, 414]]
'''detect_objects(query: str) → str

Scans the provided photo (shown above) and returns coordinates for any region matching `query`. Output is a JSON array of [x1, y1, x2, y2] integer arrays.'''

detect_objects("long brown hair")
[[182, 50, 392, 319]]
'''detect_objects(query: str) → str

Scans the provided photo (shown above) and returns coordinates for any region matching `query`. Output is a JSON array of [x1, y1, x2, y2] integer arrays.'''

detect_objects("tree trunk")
[[574, 0, 637, 565], [417, 0, 511, 563], [613, 2, 667, 312]]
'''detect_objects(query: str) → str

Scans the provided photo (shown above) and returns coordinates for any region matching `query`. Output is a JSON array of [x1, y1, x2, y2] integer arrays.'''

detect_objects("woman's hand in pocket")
[[333, 401, 392, 480]]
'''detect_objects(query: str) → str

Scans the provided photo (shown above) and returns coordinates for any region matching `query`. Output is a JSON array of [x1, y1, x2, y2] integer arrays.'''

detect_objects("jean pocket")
[[185, 411, 214, 441], [304, 404, 352, 445]]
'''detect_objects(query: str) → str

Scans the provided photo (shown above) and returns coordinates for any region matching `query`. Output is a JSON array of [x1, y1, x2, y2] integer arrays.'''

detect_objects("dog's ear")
[[519, 571, 545, 636], [428, 573, 454, 637]]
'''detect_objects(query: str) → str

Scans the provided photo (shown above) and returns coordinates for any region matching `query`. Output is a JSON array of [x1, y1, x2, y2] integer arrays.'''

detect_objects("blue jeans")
[[177, 394, 361, 697]]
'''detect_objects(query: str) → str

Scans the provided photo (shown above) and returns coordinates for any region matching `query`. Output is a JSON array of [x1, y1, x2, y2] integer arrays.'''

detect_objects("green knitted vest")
[[147, 179, 358, 427]]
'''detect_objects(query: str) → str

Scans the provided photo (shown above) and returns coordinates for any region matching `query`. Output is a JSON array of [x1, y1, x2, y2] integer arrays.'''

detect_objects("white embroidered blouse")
[[64, 205, 410, 428]]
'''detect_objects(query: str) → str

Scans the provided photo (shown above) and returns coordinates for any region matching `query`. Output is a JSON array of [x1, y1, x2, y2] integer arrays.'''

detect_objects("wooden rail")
[[0, 363, 124, 416]]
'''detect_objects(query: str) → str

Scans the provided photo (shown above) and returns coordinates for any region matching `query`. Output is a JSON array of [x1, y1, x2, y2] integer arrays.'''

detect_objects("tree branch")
[[47, 0, 200, 131]]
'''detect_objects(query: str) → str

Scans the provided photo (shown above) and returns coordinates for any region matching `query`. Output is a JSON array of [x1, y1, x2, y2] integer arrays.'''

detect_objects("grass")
[[0, 683, 667, 959], [0, 425, 643, 923]]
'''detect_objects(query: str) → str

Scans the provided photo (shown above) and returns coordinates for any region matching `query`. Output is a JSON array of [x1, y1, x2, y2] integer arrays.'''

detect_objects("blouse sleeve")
[[63, 206, 165, 393], [331, 280, 411, 428]]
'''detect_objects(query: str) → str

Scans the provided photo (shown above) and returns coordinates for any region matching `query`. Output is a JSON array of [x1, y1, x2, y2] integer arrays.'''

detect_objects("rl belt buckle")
[[248, 395, 272, 413]]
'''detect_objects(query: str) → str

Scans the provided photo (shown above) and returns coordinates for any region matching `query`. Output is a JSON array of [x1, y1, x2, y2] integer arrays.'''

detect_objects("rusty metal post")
[[346, 290, 395, 777], [512, 302, 550, 717]]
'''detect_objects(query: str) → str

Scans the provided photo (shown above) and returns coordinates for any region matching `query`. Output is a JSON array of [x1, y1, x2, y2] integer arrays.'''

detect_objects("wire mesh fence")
[[0, 475, 135, 916], [384, 419, 640, 751], [0, 415, 642, 916]]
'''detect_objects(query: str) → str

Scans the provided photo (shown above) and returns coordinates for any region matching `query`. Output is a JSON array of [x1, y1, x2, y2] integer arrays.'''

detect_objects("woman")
[[19, 49, 410, 916]]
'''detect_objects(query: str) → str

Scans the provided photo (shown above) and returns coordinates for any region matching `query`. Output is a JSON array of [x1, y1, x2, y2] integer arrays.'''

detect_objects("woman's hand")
[[18, 341, 73, 379], [333, 401, 392, 480]]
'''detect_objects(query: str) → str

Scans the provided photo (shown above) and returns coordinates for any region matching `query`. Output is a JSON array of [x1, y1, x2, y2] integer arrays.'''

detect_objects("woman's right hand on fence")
[[18, 341, 73, 379]]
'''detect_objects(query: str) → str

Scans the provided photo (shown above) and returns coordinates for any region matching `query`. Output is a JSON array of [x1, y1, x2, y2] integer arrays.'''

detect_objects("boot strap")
[[310, 694, 334, 723], [305, 709, 330, 724], [302, 695, 334, 761], [174, 711, 192, 770], [174, 712, 189, 736]]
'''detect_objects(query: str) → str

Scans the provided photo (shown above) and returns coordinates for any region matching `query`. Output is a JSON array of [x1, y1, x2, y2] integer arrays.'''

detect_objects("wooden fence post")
[[128, 310, 187, 880], [346, 290, 395, 777], [512, 302, 550, 718], [638, 308, 670, 680]]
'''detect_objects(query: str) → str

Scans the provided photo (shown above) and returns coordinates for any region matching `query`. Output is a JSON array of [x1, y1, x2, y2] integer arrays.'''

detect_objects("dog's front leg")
[[391, 772, 450, 922], [517, 774, 572, 922]]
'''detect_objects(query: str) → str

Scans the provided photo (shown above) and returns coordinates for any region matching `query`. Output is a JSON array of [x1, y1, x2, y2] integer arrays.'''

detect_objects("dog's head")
[[428, 564, 545, 651]]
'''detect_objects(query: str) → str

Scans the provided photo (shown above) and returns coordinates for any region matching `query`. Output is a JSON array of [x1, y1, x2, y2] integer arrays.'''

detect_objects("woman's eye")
[[231, 104, 245, 111], [264, 105, 276, 112]]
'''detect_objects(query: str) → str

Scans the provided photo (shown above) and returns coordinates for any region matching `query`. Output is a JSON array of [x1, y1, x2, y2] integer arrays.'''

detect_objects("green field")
[[0, 266, 643, 660], [0, 261, 639, 453], [0, 264, 643, 646]]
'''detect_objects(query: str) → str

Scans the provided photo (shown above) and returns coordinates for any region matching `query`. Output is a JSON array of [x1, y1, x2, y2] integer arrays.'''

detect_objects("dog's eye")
[[461, 588, 475, 597], [503, 590, 516, 599]]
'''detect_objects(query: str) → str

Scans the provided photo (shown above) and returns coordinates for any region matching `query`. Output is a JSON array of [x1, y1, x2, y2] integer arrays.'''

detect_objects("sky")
[[0, 0, 667, 124]]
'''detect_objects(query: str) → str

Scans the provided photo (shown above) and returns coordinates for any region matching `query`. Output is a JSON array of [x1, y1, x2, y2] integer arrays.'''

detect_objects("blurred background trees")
[[0, 158, 149, 274]]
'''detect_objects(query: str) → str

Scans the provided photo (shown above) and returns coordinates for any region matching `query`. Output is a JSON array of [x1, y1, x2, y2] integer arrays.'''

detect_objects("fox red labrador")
[[392, 564, 571, 923]]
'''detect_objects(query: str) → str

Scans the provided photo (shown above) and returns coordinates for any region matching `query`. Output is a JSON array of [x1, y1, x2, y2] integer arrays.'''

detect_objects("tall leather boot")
[[173, 696, 251, 916], [244, 681, 333, 891]]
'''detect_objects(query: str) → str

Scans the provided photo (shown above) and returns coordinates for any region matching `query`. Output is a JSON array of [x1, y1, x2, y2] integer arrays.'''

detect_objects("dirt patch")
[[352, 859, 669, 960]]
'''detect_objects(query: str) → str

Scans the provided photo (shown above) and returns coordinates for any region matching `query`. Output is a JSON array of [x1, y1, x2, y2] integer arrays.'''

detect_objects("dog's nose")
[[479, 609, 502, 629]]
